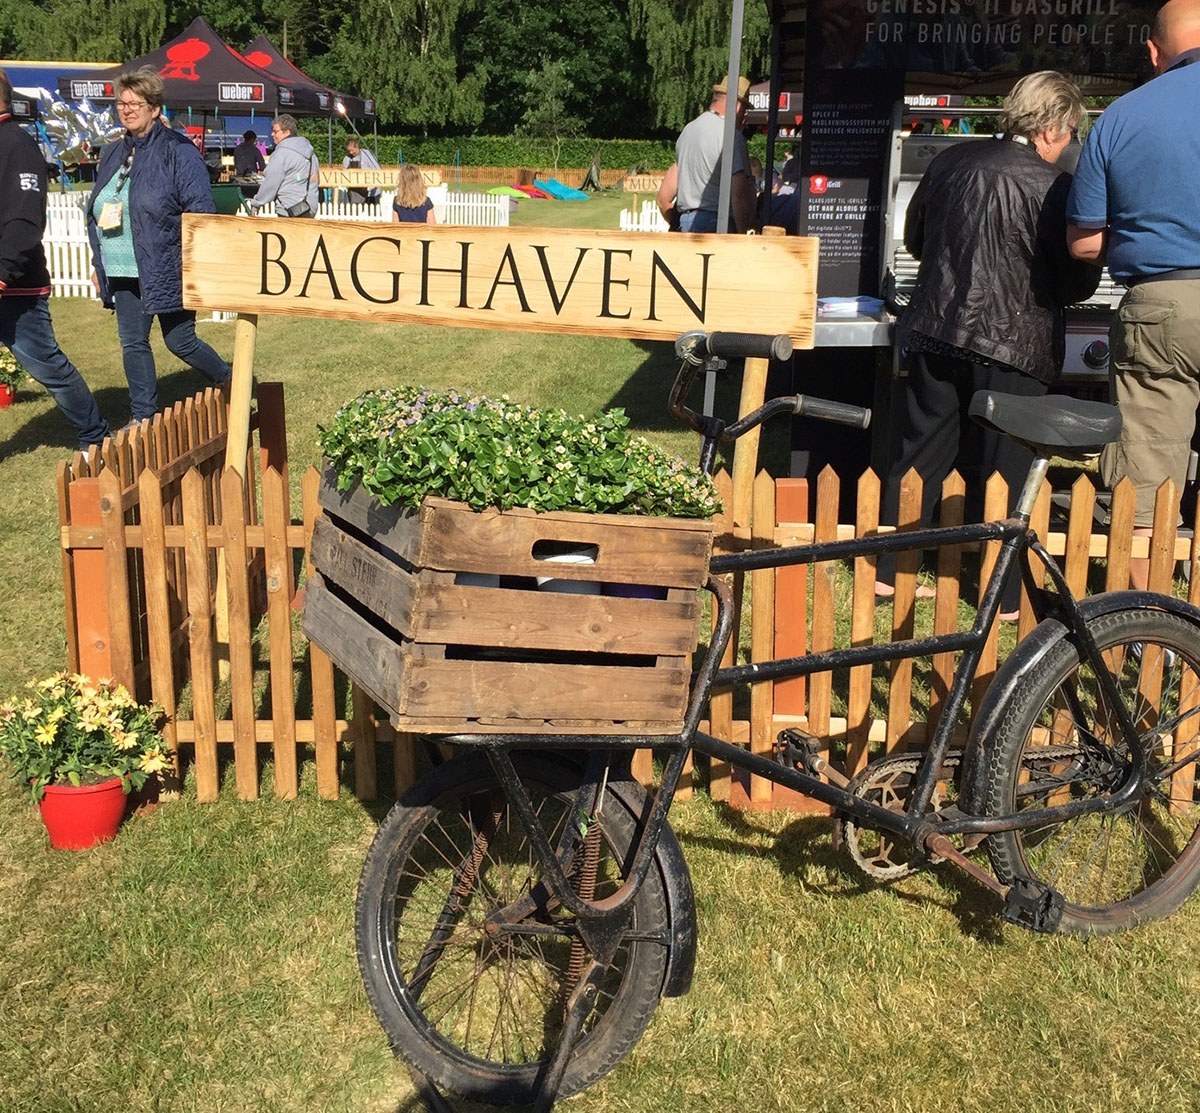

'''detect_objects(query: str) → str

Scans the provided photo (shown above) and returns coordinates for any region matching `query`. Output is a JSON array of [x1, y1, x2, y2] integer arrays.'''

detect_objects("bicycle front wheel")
[[982, 608, 1200, 934], [355, 751, 670, 1105]]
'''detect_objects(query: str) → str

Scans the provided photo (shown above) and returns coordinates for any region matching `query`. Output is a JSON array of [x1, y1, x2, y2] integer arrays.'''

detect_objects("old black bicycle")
[[353, 331, 1200, 1110]]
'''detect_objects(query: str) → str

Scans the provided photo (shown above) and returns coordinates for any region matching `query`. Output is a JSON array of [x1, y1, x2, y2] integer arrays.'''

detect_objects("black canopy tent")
[[55, 16, 325, 118], [242, 36, 374, 120], [242, 35, 376, 163]]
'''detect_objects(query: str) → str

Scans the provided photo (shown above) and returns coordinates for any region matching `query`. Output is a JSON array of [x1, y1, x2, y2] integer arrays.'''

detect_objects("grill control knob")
[[1082, 339, 1109, 370]]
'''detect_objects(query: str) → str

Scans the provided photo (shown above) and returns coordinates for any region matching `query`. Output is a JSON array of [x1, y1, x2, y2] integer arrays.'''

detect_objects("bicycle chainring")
[[838, 753, 961, 881]]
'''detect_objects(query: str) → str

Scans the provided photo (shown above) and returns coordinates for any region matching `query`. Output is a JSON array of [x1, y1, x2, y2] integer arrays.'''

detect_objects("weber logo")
[[70, 80, 115, 100], [219, 82, 264, 103]]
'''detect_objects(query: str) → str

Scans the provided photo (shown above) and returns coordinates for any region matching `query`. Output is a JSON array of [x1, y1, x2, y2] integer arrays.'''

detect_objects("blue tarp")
[[533, 177, 589, 201]]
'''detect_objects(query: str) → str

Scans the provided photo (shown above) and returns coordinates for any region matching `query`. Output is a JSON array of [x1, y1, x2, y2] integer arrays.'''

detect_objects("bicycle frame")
[[456, 361, 1155, 946]]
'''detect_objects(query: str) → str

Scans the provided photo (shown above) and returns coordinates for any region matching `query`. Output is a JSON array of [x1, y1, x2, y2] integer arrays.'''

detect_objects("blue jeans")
[[678, 209, 719, 233], [111, 280, 231, 421], [0, 295, 109, 448]]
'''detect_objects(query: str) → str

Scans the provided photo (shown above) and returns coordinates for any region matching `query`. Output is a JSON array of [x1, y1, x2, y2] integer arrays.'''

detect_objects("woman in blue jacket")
[[88, 67, 230, 423]]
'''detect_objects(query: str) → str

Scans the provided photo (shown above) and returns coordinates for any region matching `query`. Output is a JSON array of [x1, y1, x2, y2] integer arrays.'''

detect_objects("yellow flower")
[[34, 721, 57, 746], [139, 749, 170, 775], [113, 729, 139, 752]]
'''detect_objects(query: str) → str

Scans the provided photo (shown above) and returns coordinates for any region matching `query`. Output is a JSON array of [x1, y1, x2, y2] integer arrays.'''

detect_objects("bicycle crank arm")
[[924, 833, 1008, 899]]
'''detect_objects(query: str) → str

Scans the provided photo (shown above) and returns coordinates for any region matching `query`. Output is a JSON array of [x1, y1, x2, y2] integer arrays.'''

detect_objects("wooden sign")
[[319, 166, 398, 190], [624, 174, 664, 193], [318, 166, 443, 190], [181, 215, 817, 346]]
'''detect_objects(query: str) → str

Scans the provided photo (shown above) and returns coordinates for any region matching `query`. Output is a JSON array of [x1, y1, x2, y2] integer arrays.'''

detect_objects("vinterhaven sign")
[[181, 216, 817, 345]]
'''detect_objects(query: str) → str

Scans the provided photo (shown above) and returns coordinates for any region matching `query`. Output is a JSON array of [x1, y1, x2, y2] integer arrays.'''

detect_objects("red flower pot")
[[38, 777, 127, 850], [0, 383, 14, 409]]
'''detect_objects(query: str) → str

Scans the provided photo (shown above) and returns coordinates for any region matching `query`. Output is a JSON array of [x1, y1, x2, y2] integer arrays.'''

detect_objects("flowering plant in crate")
[[317, 387, 720, 518], [0, 673, 170, 802], [0, 347, 26, 390]]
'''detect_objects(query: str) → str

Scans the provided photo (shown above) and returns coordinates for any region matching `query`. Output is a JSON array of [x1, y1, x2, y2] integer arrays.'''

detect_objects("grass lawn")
[[3, 208, 1200, 1112]]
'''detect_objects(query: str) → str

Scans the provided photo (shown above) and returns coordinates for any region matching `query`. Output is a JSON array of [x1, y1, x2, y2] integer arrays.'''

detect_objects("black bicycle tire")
[[982, 608, 1200, 934], [355, 751, 671, 1104]]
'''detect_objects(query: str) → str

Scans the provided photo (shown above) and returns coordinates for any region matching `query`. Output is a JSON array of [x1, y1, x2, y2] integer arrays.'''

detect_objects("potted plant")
[[307, 388, 719, 733], [0, 347, 25, 408], [0, 673, 171, 849]]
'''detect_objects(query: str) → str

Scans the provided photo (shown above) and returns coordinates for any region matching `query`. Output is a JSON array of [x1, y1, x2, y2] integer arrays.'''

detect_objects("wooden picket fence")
[[56, 385, 1200, 805]]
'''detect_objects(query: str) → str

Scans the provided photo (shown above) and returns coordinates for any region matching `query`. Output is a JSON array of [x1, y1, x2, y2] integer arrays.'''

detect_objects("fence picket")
[[222, 468, 259, 800], [972, 473, 1010, 710], [708, 468, 736, 801], [1063, 473, 1096, 599], [182, 468, 219, 802], [98, 467, 136, 693], [928, 471, 966, 741], [139, 468, 178, 777], [847, 470, 881, 778], [302, 466, 340, 800], [886, 469, 924, 754], [749, 470, 776, 803], [808, 468, 839, 740], [262, 466, 299, 799]]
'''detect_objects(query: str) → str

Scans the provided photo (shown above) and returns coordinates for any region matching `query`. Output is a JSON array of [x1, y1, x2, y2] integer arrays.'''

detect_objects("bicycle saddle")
[[968, 391, 1122, 459]]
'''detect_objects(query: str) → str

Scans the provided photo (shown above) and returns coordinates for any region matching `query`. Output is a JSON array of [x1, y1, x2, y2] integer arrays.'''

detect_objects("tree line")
[[0, 0, 772, 137]]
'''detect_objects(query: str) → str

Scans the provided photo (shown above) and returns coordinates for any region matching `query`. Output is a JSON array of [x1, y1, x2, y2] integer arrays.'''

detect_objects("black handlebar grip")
[[701, 332, 794, 362], [795, 395, 872, 430]]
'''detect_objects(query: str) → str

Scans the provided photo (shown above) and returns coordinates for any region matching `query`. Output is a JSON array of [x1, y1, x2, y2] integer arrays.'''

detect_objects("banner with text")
[[805, 0, 1158, 94], [181, 216, 818, 346]]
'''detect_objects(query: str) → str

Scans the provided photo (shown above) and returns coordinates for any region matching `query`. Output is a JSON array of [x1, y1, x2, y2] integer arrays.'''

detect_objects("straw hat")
[[712, 75, 751, 100]]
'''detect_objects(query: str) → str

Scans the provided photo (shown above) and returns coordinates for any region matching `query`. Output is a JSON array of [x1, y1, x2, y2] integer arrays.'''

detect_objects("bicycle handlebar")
[[675, 330, 794, 364], [794, 395, 872, 430]]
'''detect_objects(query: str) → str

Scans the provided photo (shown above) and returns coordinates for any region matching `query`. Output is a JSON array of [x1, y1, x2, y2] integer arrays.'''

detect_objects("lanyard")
[[115, 145, 135, 197]]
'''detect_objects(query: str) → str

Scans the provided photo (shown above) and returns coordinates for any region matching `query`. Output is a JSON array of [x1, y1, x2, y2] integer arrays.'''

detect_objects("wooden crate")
[[303, 465, 713, 735]]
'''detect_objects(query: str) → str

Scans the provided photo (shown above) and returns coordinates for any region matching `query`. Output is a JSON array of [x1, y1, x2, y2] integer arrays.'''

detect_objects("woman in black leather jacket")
[[876, 71, 1101, 614]]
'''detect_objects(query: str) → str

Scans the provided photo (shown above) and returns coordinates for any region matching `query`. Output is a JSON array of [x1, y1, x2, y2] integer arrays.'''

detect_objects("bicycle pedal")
[[1001, 877, 1065, 934], [775, 728, 819, 768]]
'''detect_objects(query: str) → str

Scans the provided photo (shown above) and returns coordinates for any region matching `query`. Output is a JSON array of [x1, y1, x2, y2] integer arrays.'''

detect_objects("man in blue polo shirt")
[[1067, 0, 1200, 590]]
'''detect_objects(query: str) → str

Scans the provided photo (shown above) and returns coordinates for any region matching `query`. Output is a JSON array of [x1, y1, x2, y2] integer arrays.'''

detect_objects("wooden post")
[[65, 473, 113, 679], [731, 225, 787, 534], [215, 313, 259, 679]]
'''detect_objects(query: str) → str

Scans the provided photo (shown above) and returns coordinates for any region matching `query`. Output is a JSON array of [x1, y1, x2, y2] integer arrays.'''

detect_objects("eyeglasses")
[[116, 99, 149, 111]]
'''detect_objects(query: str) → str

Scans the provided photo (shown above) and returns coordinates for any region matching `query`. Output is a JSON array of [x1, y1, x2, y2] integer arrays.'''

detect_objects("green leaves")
[[318, 386, 721, 519], [0, 674, 170, 802]]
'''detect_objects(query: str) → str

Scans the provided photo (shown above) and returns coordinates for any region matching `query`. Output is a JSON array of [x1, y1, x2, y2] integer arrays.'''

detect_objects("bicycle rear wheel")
[[355, 751, 670, 1105], [982, 608, 1200, 935]]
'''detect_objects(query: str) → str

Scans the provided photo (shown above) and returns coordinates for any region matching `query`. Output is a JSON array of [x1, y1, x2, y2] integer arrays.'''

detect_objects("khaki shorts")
[[1101, 279, 1200, 526]]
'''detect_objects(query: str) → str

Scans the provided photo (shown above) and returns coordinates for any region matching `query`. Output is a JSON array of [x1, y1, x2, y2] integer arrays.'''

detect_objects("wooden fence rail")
[[57, 395, 1200, 805]]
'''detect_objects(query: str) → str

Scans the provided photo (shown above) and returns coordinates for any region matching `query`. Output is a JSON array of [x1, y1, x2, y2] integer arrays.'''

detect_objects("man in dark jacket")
[[876, 70, 1101, 613], [0, 68, 109, 449]]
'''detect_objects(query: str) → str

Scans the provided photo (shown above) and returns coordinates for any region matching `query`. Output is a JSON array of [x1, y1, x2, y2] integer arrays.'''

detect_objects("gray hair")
[[999, 71, 1086, 140], [0, 67, 10, 111], [273, 114, 298, 136], [116, 65, 165, 110]]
